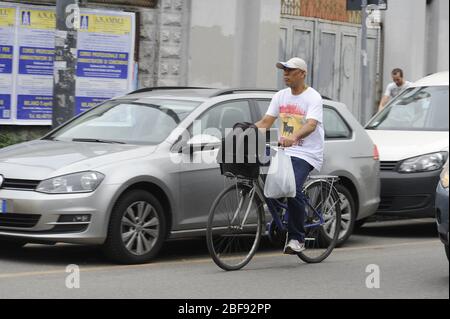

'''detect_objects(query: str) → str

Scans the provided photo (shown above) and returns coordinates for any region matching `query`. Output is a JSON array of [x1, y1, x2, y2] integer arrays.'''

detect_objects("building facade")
[[0, 0, 448, 138]]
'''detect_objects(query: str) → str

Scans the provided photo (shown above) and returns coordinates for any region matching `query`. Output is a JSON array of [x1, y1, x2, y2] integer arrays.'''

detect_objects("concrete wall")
[[426, 0, 449, 74], [187, 0, 280, 88], [382, 0, 427, 87], [382, 0, 449, 90]]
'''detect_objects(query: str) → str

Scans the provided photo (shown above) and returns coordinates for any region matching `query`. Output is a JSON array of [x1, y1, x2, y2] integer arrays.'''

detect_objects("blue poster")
[[75, 10, 135, 115], [16, 95, 52, 120], [14, 6, 56, 124], [75, 96, 108, 114], [18, 46, 54, 76], [0, 5, 15, 123], [0, 45, 13, 74], [0, 45, 13, 120], [77, 50, 128, 79], [0, 94, 11, 120]]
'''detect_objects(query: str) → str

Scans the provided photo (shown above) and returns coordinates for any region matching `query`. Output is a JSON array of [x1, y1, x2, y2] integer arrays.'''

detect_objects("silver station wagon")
[[0, 88, 380, 264]]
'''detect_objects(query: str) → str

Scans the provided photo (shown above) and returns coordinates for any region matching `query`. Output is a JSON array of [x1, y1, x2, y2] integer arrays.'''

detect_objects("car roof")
[[123, 87, 280, 101], [122, 87, 339, 107], [411, 71, 449, 87]]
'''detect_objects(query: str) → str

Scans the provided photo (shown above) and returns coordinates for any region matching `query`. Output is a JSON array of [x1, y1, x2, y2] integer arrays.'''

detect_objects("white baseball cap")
[[276, 57, 308, 72]]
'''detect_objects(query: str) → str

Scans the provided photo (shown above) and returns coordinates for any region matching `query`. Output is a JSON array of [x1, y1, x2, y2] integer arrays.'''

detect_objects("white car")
[[365, 71, 449, 218]]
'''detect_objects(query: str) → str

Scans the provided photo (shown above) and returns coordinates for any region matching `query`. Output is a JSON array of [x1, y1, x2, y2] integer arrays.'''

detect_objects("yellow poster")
[[79, 14, 131, 35], [19, 9, 56, 30], [0, 7, 16, 27]]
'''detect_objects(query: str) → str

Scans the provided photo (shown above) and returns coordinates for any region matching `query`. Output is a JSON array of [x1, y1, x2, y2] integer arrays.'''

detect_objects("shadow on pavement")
[[0, 219, 439, 266], [354, 218, 439, 239]]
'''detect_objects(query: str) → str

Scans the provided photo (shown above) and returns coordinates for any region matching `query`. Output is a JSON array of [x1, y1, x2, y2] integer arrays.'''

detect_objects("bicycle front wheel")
[[297, 180, 341, 263], [206, 182, 264, 271]]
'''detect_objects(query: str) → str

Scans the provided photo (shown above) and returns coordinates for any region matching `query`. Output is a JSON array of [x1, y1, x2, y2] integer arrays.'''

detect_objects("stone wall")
[[138, 0, 188, 87]]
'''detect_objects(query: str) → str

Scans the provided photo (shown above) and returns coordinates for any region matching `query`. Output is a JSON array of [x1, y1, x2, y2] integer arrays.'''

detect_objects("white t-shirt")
[[384, 81, 412, 99], [266, 87, 324, 171]]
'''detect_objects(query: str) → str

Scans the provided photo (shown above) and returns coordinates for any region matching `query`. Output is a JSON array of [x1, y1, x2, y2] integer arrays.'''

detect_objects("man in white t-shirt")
[[256, 57, 324, 254], [378, 68, 412, 111]]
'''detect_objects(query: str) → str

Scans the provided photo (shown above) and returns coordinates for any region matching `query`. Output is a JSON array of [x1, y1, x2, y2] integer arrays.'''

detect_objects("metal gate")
[[280, 16, 382, 123]]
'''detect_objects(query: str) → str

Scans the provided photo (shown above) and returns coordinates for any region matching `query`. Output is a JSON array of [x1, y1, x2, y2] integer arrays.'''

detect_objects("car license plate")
[[0, 199, 9, 213]]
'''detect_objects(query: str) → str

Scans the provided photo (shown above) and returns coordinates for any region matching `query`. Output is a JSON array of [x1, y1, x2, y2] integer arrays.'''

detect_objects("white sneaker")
[[283, 239, 305, 255]]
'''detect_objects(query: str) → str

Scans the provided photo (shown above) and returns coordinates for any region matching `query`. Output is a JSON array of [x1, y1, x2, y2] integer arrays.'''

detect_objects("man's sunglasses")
[[283, 67, 304, 73]]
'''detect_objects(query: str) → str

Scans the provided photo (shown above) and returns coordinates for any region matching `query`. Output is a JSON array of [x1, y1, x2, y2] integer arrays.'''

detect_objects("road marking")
[[0, 240, 440, 280]]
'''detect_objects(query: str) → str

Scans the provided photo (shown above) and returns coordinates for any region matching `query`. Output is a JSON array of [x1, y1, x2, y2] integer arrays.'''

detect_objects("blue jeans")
[[287, 157, 314, 242], [263, 148, 314, 242], [267, 157, 313, 242]]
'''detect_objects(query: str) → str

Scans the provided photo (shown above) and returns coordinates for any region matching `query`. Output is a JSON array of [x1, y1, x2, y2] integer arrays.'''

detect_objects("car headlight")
[[440, 162, 449, 189], [398, 152, 448, 173], [36, 171, 105, 194]]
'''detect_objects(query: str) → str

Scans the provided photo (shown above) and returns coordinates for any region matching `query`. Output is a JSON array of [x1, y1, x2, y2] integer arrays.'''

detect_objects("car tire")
[[103, 190, 167, 264], [335, 184, 356, 247]]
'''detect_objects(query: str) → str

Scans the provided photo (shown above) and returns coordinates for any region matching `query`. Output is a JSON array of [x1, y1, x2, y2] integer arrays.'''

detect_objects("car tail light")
[[373, 145, 380, 161]]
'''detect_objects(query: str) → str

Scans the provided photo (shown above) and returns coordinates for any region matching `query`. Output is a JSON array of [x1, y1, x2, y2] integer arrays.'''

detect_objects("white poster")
[[0, 2, 136, 125], [75, 9, 136, 114], [14, 6, 55, 124], [0, 5, 16, 124]]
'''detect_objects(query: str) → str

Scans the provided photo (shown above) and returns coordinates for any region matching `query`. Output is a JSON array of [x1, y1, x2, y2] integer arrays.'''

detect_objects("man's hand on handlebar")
[[279, 136, 297, 148]]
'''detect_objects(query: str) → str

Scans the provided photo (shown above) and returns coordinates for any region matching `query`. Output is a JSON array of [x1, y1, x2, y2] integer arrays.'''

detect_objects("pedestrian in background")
[[378, 68, 412, 112]]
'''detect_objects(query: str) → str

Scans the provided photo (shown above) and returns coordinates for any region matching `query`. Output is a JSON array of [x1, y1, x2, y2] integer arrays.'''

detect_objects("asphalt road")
[[0, 218, 448, 299]]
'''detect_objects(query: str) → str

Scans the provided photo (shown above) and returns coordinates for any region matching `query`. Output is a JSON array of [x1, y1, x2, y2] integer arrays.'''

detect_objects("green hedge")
[[0, 133, 23, 149], [0, 127, 50, 149]]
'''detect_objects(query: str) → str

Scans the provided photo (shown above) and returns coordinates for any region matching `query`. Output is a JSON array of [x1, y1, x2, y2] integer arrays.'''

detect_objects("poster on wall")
[[0, 5, 16, 124], [15, 6, 55, 124], [0, 2, 136, 126], [75, 10, 136, 114]]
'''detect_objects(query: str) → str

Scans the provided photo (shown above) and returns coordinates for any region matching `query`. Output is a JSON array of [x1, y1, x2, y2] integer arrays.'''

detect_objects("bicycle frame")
[[227, 174, 340, 234], [253, 177, 326, 233]]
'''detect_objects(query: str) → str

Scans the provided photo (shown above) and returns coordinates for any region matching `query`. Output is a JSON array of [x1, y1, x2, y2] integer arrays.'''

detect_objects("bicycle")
[[206, 147, 342, 271]]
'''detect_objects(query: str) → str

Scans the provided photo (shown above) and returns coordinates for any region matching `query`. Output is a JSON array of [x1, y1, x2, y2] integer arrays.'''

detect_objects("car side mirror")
[[179, 134, 221, 154]]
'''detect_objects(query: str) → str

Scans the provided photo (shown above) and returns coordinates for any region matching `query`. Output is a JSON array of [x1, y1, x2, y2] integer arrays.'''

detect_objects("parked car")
[[365, 71, 449, 219], [435, 159, 449, 260], [0, 88, 379, 263]]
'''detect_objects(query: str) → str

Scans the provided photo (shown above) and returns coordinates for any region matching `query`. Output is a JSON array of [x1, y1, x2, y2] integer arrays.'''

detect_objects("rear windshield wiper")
[[72, 138, 126, 144]]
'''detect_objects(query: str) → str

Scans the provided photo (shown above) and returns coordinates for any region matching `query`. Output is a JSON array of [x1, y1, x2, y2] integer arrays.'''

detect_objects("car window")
[[323, 107, 352, 139], [256, 100, 270, 118], [191, 100, 252, 139], [255, 99, 279, 128], [49, 99, 201, 145], [366, 86, 449, 131]]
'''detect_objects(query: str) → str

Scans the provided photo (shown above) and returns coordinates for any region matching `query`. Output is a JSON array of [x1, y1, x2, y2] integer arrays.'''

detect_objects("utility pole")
[[52, 0, 80, 129], [360, 0, 369, 124]]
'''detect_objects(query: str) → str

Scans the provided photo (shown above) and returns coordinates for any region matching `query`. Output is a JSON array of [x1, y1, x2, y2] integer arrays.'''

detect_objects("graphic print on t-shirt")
[[279, 104, 306, 144]]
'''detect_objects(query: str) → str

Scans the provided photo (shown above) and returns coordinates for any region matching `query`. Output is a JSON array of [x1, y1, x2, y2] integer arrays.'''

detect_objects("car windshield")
[[47, 99, 201, 145], [366, 86, 449, 131]]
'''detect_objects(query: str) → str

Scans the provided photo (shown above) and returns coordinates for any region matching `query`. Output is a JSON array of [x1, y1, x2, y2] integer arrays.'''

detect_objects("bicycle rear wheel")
[[206, 182, 264, 271], [297, 180, 341, 263]]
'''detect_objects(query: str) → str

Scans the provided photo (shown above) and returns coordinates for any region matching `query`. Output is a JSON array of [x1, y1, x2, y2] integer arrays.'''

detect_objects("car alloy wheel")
[[334, 184, 356, 246], [103, 190, 167, 264], [321, 184, 356, 246], [121, 201, 160, 256], [338, 192, 352, 240]]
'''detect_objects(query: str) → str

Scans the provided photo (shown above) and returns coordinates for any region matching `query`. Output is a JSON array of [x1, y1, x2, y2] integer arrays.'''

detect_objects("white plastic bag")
[[264, 149, 296, 199]]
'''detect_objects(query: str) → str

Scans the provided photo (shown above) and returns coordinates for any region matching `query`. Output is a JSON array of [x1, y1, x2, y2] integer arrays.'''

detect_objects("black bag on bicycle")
[[217, 122, 266, 179]]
